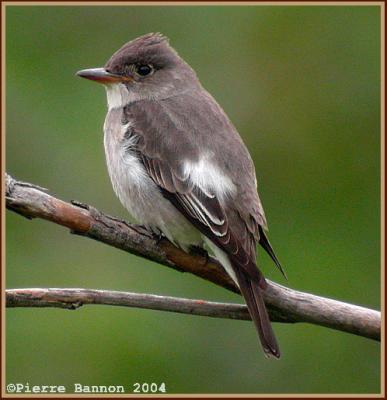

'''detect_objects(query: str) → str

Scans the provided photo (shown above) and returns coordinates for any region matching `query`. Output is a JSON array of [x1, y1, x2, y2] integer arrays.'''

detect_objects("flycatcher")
[[77, 33, 284, 358]]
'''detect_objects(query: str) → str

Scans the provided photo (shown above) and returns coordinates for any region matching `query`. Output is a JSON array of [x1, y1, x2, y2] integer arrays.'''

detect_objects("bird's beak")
[[76, 68, 132, 84]]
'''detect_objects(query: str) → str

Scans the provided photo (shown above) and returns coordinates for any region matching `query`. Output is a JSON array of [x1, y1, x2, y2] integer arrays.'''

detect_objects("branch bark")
[[6, 288, 252, 320], [5, 173, 381, 341]]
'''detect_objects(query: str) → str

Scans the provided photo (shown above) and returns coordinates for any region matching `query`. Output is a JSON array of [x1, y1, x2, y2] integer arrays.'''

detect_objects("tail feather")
[[234, 267, 280, 358]]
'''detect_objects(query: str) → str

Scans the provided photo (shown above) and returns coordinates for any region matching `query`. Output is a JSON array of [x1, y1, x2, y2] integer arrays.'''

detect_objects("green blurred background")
[[6, 5, 381, 394]]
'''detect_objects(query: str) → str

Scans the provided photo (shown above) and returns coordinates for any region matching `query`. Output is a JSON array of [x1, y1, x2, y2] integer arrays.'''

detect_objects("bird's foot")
[[130, 224, 154, 239], [189, 245, 210, 264]]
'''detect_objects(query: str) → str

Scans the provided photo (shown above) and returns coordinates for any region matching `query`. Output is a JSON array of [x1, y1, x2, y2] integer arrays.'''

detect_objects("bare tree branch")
[[6, 288, 253, 320], [5, 173, 381, 341]]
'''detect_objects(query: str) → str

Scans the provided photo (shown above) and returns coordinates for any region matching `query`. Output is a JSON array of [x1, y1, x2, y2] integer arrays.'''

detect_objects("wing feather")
[[123, 99, 278, 284]]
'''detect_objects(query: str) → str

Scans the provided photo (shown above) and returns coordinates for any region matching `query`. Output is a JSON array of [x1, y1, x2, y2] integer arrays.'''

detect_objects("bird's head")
[[77, 33, 199, 107]]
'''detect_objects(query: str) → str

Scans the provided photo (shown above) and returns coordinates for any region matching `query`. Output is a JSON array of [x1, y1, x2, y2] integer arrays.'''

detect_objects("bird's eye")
[[136, 64, 153, 76]]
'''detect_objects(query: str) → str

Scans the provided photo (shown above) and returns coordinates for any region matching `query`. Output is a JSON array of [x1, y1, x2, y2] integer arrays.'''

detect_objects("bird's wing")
[[140, 143, 264, 284], [123, 97, 265, 285]]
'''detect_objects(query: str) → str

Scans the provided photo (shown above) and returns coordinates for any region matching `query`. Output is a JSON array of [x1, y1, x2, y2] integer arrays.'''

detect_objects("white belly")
[[103, 108, 201, 249]]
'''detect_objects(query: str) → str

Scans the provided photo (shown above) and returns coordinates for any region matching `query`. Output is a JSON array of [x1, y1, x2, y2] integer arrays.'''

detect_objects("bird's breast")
[[103, 108, 153, 223], [102, 108, 201, 247]]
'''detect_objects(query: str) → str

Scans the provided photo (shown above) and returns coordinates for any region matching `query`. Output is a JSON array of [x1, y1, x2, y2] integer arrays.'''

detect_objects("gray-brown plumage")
[[77, 33, 284, 358]]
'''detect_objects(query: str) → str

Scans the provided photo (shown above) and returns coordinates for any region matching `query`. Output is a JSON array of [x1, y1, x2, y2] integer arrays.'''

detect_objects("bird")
[[77, 32, 285, 358]]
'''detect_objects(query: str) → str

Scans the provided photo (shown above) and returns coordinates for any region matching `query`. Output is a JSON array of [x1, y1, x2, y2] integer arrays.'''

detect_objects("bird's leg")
[[130, 224, 154, 239], [150, 228, 165, 244]]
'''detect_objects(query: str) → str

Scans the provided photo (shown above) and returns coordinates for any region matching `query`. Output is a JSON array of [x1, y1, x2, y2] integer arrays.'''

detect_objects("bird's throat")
[[104, 83, 140, 111]]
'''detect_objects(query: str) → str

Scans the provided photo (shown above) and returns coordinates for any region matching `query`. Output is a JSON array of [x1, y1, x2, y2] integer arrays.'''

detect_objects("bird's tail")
[[233, 266, 280, 358]]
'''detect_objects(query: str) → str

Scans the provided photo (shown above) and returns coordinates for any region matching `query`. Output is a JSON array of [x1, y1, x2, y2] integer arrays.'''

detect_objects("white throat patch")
[[104, 83, 140, 110]]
